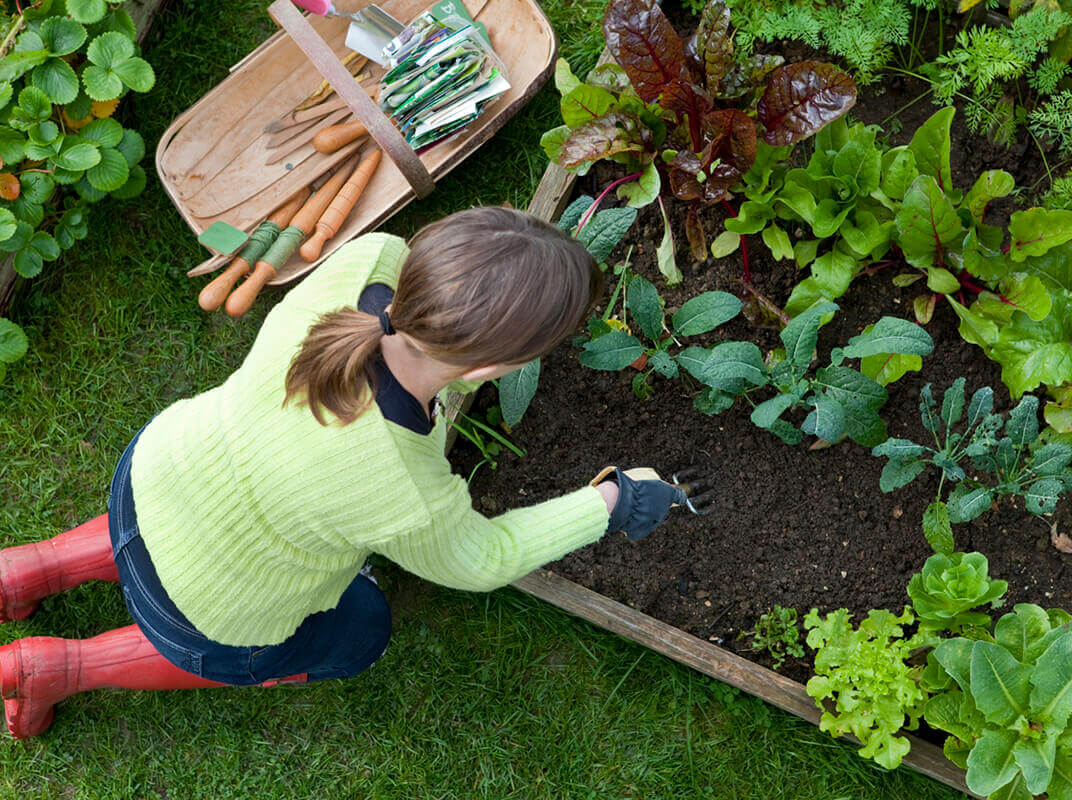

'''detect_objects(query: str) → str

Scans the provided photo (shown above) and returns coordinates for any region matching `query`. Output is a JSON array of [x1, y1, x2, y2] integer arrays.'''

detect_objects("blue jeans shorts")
[[108, 423, 392, 685]]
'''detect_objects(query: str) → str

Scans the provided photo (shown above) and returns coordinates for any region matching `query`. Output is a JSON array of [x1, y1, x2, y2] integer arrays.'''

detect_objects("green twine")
[[236, 220, 281, 264], [259, 225, 305, 270]]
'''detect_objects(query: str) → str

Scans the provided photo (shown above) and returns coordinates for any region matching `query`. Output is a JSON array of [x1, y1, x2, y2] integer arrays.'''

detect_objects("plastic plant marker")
[[197, 221, 250, 255]]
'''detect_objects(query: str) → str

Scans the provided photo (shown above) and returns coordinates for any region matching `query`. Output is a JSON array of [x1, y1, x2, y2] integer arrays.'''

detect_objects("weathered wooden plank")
[[0, 0, 168, 318], [512, 569, 977, 798]]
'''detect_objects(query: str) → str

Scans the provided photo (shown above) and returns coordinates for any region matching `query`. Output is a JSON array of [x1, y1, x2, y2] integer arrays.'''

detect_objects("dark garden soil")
[[450, 43, 1072, 685]]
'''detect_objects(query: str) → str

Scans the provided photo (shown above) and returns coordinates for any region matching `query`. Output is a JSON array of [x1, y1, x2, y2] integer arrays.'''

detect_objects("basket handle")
[[268, 0, 436, 199]]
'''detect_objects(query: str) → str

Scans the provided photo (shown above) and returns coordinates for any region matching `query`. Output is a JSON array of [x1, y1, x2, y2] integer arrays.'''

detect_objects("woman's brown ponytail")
[[283, 307, 385, 425], [285, 206, 601, 426]]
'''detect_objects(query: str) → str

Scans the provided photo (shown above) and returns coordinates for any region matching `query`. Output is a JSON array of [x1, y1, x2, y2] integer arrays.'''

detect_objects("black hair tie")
[[378, 309, 395, 336]]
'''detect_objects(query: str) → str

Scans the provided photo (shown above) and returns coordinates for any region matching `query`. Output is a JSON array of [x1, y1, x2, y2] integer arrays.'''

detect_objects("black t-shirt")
[[358, 283, 433, 435]]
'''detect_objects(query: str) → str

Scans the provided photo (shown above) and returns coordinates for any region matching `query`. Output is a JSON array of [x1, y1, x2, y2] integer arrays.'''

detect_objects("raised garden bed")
[[449, 19, 1072, 792]]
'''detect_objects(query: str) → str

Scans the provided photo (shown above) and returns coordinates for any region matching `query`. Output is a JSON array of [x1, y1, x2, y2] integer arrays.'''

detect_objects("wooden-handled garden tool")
[[313, 120, 369, 154], [299, 148, 381, 261], [224, 153, 362, 317], [197, 188, 311, 311]]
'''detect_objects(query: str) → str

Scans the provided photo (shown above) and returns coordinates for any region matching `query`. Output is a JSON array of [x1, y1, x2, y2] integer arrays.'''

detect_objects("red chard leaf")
[[696, 0, 733, 93], [659, 78, 713, 150], [701, 109, 757, 194], [757, 61, 857, 146], [559, 111, 653, 169], [718, 53, 783, 100], [686, 205, 707, 261], [604, 0, 685, 103]]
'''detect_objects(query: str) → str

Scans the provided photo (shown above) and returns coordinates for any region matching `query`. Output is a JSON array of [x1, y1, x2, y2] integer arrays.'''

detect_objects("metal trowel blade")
[[345, 5, 402, 66]]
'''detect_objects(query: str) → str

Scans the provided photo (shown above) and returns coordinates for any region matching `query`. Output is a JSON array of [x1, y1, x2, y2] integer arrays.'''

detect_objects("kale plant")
[[922, 603, 1072, 798], [908, 551, 1008, 635], [872, 379, 1072, 553], [804, 606, 930, 770], [741, 605, 804, 669], [581, 295, 934, 447]]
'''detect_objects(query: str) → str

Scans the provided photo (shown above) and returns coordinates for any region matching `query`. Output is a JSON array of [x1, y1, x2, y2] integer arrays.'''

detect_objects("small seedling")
[[740, 605, 804, 669], [447, 405, 526, 484]]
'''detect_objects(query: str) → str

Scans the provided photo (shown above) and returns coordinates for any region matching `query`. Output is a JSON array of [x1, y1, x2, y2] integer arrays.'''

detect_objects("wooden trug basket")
[[156, 0, 556, 285]]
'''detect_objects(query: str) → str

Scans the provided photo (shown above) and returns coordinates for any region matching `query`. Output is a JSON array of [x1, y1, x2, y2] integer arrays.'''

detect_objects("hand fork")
[[672, 468, 716, 516]]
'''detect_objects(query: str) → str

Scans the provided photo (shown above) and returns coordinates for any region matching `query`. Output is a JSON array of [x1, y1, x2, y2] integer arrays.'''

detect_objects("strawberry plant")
[[541, 0, 856, 274], [872, 379, 1072, 553], [0, 0, 154, 380]]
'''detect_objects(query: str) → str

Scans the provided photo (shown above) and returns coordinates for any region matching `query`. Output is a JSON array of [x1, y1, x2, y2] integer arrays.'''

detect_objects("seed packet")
[[376, 3, 509, 149]]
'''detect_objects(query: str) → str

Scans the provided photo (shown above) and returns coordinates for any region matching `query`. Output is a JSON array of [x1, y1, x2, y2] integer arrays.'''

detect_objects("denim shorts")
[[108, 423, 392, 685]]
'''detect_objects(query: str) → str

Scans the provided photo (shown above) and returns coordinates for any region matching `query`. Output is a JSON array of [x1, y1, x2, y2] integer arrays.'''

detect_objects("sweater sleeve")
[[373, 455, 610, 591]]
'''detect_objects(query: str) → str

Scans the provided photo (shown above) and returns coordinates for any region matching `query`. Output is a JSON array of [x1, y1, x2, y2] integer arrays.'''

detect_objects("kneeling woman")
[[0, 207, 685, 738]]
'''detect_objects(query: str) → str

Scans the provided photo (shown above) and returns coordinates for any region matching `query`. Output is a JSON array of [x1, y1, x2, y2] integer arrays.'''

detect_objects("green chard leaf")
[[908, 106, 954, 193], [1008, 208, 1072, 262], [895, 175, 964, 270]]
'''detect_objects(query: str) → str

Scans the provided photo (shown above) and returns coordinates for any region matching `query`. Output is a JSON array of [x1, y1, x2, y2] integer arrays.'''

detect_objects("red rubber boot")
[[0, 625, 309, 739], [0, 624, 227, 738], [0, 514, 119, 623]]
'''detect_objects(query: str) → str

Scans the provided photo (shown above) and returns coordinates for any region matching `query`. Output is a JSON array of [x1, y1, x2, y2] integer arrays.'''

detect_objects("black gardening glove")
[[603, 468, 688, 541]]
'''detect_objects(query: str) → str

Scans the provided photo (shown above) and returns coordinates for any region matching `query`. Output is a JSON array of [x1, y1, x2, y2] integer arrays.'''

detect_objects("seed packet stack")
[[378, 0, 510, 150]]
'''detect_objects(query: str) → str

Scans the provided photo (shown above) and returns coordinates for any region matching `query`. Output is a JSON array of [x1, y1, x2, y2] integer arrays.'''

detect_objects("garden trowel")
[[290, 0, 404, 66]]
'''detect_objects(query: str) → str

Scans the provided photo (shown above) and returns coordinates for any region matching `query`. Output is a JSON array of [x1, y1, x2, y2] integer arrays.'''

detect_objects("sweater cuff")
[[503, 485, 610, 577]]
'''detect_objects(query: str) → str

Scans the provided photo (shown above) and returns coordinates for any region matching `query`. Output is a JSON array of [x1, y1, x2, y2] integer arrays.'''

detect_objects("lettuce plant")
[[542, 0, 856, 266], [923, 603, 1072, 799], [804, 606, 930, 770], [0, 1, 154, 380], [872, 379, 1072, 553], [907, 551, 1008, 635]]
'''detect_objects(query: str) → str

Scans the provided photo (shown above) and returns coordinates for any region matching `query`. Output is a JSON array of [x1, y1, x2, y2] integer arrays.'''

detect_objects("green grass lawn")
[[0, 0, 969, 796]]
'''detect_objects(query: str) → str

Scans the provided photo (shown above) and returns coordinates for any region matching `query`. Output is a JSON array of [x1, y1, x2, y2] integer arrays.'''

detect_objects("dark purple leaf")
[[717, 53, 783, 100], [668, 110, 756, 204], [658, 78, 712, 150], [686, 205, 707, 261], [757, 60, 857, 146], [604, 0, 686, 103], [559, 111, 653, 169], [696, 0, 733, 93], [702, 109, 756, 194]]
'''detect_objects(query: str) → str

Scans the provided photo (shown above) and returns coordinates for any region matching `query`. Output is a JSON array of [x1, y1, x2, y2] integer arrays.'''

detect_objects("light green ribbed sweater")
[[130, 233, 610, 646]]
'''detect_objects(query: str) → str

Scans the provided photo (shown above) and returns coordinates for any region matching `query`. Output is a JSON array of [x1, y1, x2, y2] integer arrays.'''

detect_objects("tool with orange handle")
[[224, 154, 362, 317], [197, 188, 311, 311], [299, 148, 382, 262], [313, 120, 369, 154]]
